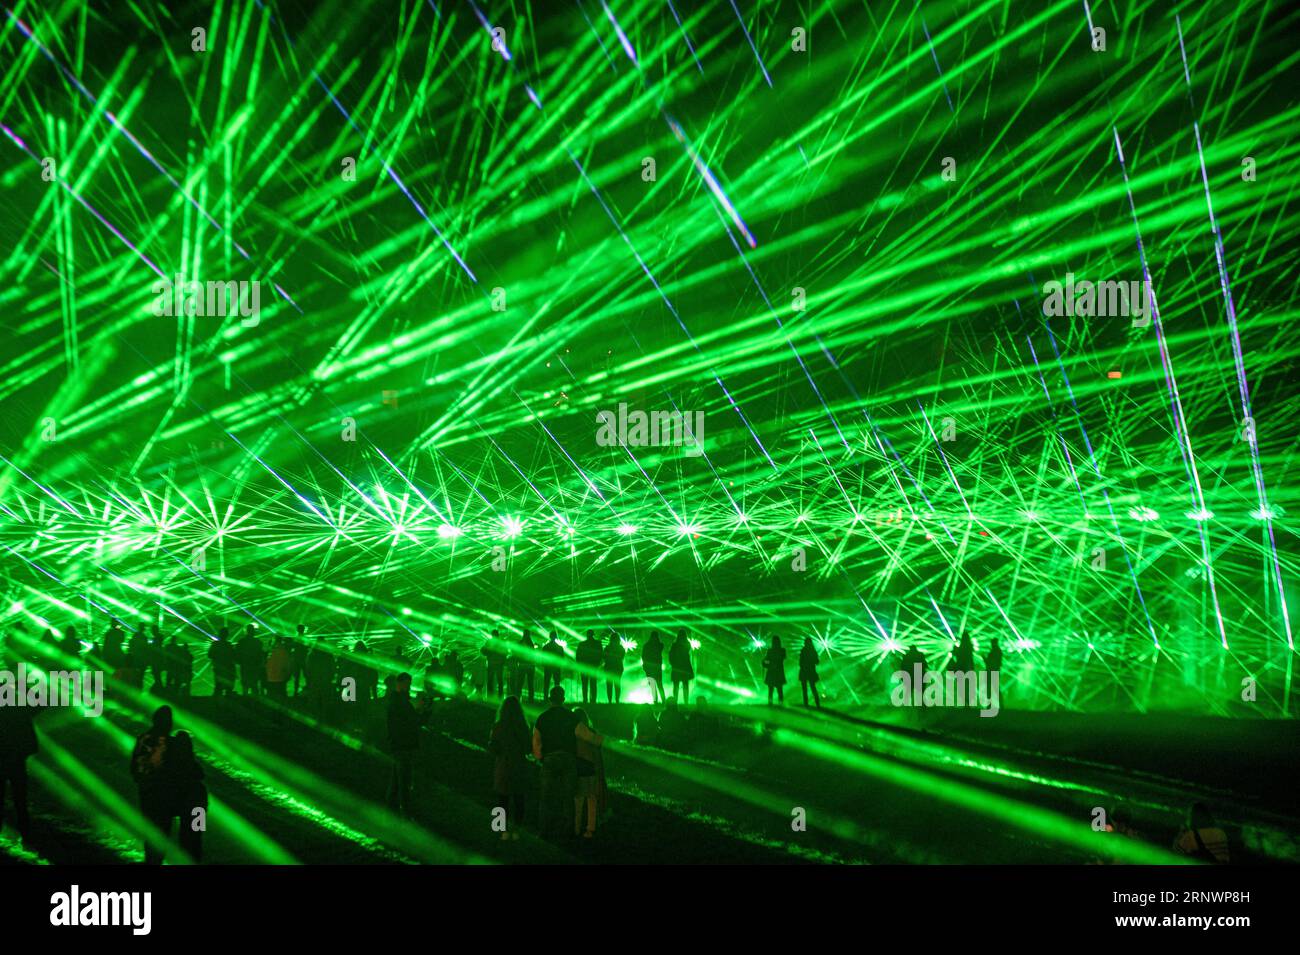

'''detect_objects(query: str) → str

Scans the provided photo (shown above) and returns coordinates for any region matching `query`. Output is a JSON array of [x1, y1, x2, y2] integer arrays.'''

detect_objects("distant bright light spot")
[[1128, 506, 1159, 522], [750, 637, 765, 650], [1021, 510, 1039, 521], [1250, 505, 1282, 521], [737, 513, 749, 523], [1013, 638, 1040, 651], [437, 524, 463, 539], [676, 523, 702, 536], [501, 516, 523, 539], [624, 684, 655, 705], [620, 639, 637, 651], [882, 639, 903, 654], [795, 514, 808, 523], [688, 638, 701, 650], [616, 523, 638, 536], [1186, 508, 1214, 522], [556, 640, 568, 650], [401, 608, 413, 616]]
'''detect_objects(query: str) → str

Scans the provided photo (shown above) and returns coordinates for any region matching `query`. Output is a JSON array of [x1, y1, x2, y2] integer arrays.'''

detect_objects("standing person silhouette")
[[985, 637, 1002, 675], [208, 627, 237, 697], [385, 673, 422, 816], [763, 637, 787, 704], [669, 630, 695, 703], [57, 624, 82, 664], [951, 632, 976, 672], [576, 630, 604, 704], [489, 695, 532, 840], [130, 705, 176, 864], [237, 624, 264, 695], [483, 630, 507, 698], [798, 637, 821, 708], [173, 636, 193, 697], [291, 625, 309, 697], [572, 708, 605, 838], [266, 636, 291, 698], [0, 691, 38, 844], [532, 686, 602, 840], [640, 631, 665, 704], [168, 731, 207, 863], [149, 624, 168, 691], [541, 631, 566, 699], [306, 639, 337, 721], [510, 630, 536, 702], [603, 632, 625, 703]]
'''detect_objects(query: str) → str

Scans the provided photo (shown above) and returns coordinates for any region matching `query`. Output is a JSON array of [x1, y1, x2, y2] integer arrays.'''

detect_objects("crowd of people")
[[0, 617, 1237, 865]]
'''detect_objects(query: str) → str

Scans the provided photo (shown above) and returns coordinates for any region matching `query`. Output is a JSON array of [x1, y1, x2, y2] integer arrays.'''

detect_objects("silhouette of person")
[[441, 650, 464, 697], [510, 631, 535, 702], [168, 731, 207, 863], [385, 673, 422, 816], [237, 624, 264, 695], [489, 695, 531, 839], [306, 639, 337, 720], [658, 697, 687, 751], [209, 627, 238, 697], [669, 630, 695, 703], [266, 636, 291, 697], [103, 620, 127, 670], [900, 644, 928, 681], [951, 633, 975, 672], [122, 628, 146, 690], [603, 632, 625, 703], [172, 637, 193, 697], [57, 624, 81, 664], [572, 708, 605, 838], [633, 705, 659, 746], [641, 631, 665, 703], [576, 630, 603, 704], [291, 625, 309, 697], [541, 631, 565, 698], [532, 686, 600, 839], [483, 630, 507, 697], [985, 637, 1002, 674], [763, 637, 787, 704], [0, 688, 38, 842], [131, 705, 176, 864], [352, 641, 378, 702], [149, 624, 168, 690], [799, 637, 821, 708]]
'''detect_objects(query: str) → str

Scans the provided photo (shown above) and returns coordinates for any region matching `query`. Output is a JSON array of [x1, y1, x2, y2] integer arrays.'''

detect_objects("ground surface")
[[3, 686, 1297, 865]]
